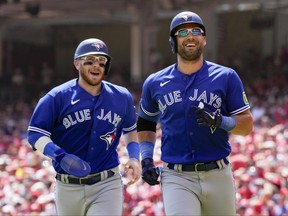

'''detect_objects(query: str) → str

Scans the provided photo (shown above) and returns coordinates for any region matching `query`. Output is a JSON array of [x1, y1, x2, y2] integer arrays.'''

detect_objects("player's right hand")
[[55, 151, 91, 178], [192, 106, 222, 128], [141, 157, 160, 185]]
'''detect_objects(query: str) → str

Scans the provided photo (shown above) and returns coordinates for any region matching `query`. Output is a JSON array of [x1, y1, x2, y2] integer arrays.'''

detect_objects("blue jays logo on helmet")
[[179, 12, 193, 21], [74, 38, 112, 74], [74, 38, 111, 59], [169, 11, 206, 54], [91, 42, 104, 51]]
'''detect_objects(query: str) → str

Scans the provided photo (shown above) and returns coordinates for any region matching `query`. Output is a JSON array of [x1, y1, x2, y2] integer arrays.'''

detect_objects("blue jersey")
[[28, 79, 137, 174], [138, 60, 250, 164]]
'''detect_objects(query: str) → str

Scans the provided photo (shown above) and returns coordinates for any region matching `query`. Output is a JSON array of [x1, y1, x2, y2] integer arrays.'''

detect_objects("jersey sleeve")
[[121, 91, 137, 134], [28, 94, 57, 137], [138, 75, 160, 123], [227, 71, 250, 115]]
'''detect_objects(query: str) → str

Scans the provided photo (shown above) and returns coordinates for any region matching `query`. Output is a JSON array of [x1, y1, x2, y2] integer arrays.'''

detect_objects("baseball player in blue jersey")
[[137, 11, 253, 215], [27, 38, 141, 215]]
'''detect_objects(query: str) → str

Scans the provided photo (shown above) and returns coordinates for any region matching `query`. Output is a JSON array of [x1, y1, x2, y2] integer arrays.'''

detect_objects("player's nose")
[[90, 62, 105, 71]]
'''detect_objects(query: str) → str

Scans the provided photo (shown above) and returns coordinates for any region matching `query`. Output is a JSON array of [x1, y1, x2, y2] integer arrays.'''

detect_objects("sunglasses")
[[79, 55, 108, 67], [174, 28, 204, 37]]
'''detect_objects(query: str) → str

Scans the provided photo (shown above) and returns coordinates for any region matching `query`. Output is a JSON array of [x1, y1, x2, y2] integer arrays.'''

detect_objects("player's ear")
[[203, 37, 207, 46], [74, 60, 80, 70]]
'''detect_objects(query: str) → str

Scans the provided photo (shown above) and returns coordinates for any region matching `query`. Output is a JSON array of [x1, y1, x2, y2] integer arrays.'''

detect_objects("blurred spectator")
[[40, 62, 54, 91], [279, 45, 288, 70], [149, 48, 164, 73], [11, 67, 25, 88]]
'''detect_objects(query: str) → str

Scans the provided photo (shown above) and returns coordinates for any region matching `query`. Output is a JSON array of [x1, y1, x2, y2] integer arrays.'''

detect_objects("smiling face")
[[175, 23, 206, 61], [74, 55, 106, 87]]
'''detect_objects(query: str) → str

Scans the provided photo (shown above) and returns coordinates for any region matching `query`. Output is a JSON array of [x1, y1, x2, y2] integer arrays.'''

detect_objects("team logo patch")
[[242, 92, 249, 105], [100, 129, 116, 150], [91, 42, 104, 51]]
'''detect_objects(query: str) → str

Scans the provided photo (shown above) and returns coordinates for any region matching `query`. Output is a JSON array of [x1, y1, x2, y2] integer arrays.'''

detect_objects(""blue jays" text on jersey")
[[28, 79, 137, 174], [138, 60, 250, 164]]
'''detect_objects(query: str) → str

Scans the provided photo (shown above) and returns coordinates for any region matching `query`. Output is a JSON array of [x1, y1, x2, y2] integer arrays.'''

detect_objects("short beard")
[[177, 45, 203, 61], [80, 70, 103, 86]]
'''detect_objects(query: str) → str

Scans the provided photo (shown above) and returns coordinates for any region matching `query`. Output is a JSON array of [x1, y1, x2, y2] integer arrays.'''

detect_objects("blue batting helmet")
[[169, 11, 206, 53], [74, 38, 112, 74]]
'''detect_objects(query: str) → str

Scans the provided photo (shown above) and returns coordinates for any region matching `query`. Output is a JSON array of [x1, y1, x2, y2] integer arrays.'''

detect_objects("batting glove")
[[141, 158, 160, 185], [193, 106, 222, 128], [55, 149, 91, 178]]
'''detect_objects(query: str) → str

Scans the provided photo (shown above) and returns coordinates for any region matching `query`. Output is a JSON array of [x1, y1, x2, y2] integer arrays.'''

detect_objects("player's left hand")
[[124, 158, 141, 185], [193, 106, 222, 128], [141, 158, 160, 185]]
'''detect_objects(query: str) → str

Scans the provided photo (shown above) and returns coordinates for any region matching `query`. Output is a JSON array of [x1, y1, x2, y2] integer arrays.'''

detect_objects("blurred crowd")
[[0, 45, 288, 216]]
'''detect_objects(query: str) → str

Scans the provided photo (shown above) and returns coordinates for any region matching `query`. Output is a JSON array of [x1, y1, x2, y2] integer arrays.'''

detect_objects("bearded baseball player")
[[137, 11, 253, 215], [27, 38, 141, 215]]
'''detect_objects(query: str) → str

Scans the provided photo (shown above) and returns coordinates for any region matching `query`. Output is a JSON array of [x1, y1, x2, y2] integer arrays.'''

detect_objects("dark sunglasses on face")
[[79, 55, 107, 68], [174, 27, 204, 37]]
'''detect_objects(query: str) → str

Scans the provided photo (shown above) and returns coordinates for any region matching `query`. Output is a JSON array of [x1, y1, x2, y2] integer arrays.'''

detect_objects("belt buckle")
[[195, 163, 204, 172], [79, 177, 86, 185]]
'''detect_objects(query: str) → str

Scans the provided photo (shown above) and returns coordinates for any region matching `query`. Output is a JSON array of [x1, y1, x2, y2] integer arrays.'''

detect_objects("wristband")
[[219, 116, 236, 131], [139, 141, 154, 160], [126, 142, 140, 160], [43, 142, 65, 161]]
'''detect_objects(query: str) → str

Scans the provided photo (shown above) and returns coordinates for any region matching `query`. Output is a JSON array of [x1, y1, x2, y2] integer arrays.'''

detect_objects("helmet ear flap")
[[169, 36, 177, 54], [105, 60, 111, 75]]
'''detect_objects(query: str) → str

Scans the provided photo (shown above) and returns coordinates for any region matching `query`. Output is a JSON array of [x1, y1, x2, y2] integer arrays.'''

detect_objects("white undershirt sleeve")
[[34, 136, 53, 153]]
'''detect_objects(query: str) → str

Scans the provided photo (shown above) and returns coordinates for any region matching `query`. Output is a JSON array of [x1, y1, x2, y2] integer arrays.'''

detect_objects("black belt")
[[55, 170, 115, 185], [167, 158, 229, 172]]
